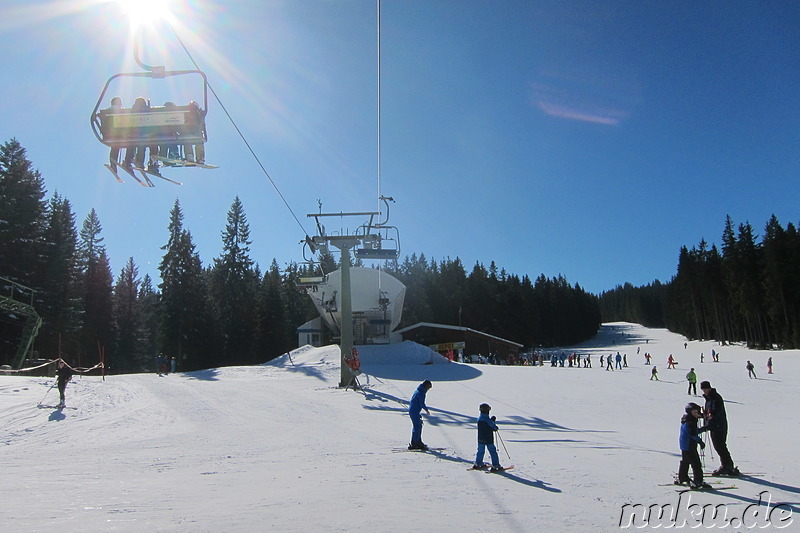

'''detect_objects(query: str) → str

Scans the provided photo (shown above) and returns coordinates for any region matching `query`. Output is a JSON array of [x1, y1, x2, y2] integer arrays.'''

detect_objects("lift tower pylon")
[[304, 197, 400, 388]]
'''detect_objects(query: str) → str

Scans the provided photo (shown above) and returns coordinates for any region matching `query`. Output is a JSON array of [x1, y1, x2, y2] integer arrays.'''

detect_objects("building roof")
[[395, 322, 523, 348]]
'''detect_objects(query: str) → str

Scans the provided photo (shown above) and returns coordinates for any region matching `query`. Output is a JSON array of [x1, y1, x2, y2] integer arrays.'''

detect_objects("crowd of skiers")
[[407, 343, 773, 487]]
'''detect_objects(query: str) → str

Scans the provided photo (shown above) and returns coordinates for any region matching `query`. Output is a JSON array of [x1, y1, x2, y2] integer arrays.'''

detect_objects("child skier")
[[472, 403, 504, 472], [677, 402, 711, 489]]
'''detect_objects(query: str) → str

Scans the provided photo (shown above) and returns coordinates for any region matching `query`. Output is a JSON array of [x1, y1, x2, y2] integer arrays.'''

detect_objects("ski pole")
[[706, 430, 714, 462], [496, 430, 512, 461], [700, 434, 706, 468], [39, 380, 58, 405]]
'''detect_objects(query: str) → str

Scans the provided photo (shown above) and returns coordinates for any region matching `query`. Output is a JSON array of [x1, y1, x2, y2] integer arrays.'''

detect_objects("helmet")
[[479, 403, 491, 414], [685, 402, 702, 414]]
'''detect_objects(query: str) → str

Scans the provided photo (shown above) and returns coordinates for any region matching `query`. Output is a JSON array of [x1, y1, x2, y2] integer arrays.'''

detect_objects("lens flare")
[[118, 0, 173, 29]]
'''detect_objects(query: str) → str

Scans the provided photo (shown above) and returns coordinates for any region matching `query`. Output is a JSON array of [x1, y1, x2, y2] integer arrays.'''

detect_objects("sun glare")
[[118, 0, 173, 29]]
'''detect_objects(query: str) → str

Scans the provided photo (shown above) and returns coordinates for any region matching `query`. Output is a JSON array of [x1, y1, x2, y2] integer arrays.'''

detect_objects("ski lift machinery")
[[90, 28, 213, 185], [303, 196, 400, 263], [301, 196, 400, 387]]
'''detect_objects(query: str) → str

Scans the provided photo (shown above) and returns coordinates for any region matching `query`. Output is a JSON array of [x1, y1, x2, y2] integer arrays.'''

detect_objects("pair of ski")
[[392, 447, 447, 453], [705, 472, 760, 477], [37, 403, 76, 410], [661, 480, 736, 493], [157, 155, 218, 169], [675, 484, 736, 493], [105, 163, 182, 186], [468, 464, 515, 473]]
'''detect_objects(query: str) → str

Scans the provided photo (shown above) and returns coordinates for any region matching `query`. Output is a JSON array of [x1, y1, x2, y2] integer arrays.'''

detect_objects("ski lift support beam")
[[305, 208, 386, 388]]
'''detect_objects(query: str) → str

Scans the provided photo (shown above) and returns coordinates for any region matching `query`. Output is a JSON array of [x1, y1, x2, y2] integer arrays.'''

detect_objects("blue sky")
[[1, 0, 798, 294]]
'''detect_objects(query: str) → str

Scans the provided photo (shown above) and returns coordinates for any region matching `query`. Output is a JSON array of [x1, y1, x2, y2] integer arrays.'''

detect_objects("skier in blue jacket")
[[677, 402, 711, 488], [408, 380, 432, 450], [472, 403, 504, 471]]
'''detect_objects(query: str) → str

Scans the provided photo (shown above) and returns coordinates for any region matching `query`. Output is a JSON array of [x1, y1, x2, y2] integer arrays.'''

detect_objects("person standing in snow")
[[606, 355, 613, 371], [615, 352, 622, 369], [408, 380, 432, 450], [650, 366, 659, 381], [56, 359, 75, 408], [686, 368, 698, 395], [667, 354, 677, 369], [746, 361, 757, 379], [472, 403, 504, 472], [700, 381, 739, 476], [645, 353, 652, 365], [767, 357, 773, 374], [676, 402, 710, 489], [600, 355, 604, 368]]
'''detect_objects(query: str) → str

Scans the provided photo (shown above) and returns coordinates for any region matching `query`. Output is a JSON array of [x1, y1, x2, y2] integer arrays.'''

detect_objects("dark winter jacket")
[[408, 383, 429, 417], [56, 364, 74, 384], [679, 413, 706, 451], [702, 387, 728, 433], [477, 413, 498, 444]]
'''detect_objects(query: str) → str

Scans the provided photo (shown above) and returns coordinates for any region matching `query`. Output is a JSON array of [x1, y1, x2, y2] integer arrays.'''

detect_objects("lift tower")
[[304, 197, 400, 387]]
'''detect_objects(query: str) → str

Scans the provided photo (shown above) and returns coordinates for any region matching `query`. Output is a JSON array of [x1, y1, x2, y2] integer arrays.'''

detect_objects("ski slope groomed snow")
[[2, 323, 799, 532]]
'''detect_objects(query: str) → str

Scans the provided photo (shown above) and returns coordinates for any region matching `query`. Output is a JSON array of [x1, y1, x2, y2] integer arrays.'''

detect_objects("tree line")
[[0, 138, 312, 372], [1, 138, 601, 373], [381, 255, 601, 348], [600, 215, 800, 349]]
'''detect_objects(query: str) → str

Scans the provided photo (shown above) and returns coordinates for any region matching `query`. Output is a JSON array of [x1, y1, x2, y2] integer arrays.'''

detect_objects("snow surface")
[[1, 323, 798, 532]]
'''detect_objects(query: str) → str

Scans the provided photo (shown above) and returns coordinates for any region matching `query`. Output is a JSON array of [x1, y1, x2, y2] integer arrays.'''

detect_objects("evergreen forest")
[[0, 139, 601, 373], [600, 215, 800, 349]]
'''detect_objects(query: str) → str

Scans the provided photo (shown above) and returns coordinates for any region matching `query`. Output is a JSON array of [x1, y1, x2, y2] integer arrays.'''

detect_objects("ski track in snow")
[[1, 323, 799, 532]]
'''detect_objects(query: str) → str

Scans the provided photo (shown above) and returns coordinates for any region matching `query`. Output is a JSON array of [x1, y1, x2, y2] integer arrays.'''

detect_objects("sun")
[[118, 0, 173, 29]]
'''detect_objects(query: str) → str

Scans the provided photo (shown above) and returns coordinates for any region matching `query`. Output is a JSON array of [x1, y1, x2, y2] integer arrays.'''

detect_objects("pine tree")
[[82, 250, 115, 367], [74, 209, 114, 366], [114, 257, 149, 373], [283, 261, 317, 352], [159, 200, 211, 370], [256, 259, 289, 359], [37, 193, 80, 358], [210, 196, 258, 365], [0, 138, 47, 286], [138, 274, 161, 369]]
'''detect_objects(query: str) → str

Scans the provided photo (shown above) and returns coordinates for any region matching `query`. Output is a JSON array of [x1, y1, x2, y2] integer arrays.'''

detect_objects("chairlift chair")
[[91, 69, 209, 153]]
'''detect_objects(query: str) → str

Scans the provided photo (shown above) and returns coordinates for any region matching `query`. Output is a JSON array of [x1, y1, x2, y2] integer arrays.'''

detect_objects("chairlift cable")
[[376, 1, 383, 289], [165, 20, 310, 238], [376, 0, 382, 217]]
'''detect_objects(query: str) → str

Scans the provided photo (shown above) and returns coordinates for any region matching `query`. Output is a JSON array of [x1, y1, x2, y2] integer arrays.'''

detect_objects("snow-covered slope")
[[1, 323, 798, 532]]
